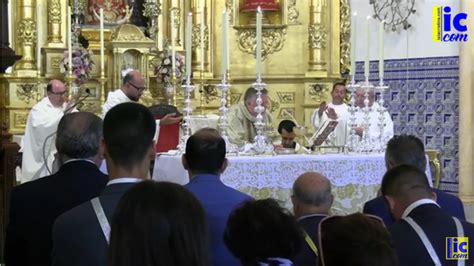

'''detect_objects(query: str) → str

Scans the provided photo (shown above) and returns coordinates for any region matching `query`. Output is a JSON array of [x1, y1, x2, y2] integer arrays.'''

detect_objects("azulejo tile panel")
[[355, 56, 459, 193]]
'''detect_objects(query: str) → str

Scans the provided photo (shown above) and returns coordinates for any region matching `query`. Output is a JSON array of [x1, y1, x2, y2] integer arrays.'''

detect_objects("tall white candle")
[[99, 8, 105, 77], [379, 20, 384, 79], [200, 7, 205, 72], [36, 2, 41, 72], [185, 12, 192, 83], [67, 6, 72, 76], [364, 16, 370, 79], [256, 7, 262, 78], [171, 9, 176, 78], [221, 10, 228, 79], [350, 12, 357, 77]]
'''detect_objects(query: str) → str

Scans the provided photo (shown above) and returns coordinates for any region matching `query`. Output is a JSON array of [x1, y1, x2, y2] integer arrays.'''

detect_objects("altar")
[[153, 153, 388, 214]]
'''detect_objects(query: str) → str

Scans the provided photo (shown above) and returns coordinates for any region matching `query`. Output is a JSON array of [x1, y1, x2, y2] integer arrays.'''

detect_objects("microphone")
[[64, 89, 91, 113]]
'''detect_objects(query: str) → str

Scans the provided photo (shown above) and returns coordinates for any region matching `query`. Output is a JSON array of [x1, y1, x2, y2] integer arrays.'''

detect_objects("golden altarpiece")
[[0, 0, 351, 135]]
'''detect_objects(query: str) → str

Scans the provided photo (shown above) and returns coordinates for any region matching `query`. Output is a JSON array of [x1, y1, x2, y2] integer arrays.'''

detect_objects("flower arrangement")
[[154, 47, 186, 83], [60, 46, 94, 86]]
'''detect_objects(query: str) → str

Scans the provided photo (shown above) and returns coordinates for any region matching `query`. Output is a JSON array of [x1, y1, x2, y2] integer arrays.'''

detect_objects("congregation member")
[[311, 82, 349, 146], [108, 181, 208, 266], [52, 102, 156, 266], [382, 165, 474, 265], [274, 120, 303, 152], [319, 213, 398, 266], [291, 172, 333, 266], [226, 87, 275, 146], [363, 134, 465, 226], [5, 112, 108, 266], [183, 128, 253, 266], [21, 79, 75, 183], [353, 84, 394, 140], [224, 198, 303, 266]]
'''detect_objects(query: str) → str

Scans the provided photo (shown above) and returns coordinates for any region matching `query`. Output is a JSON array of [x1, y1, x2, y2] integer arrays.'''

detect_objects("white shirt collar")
[[402, 198, 440, 219], [297, 213, 328, 221], [63, 158, 96, 165], [107, 177, 143, 186]]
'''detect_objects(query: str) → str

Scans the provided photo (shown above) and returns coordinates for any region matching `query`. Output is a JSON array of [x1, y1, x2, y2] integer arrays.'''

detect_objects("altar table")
[[153, 153, 389, 214]]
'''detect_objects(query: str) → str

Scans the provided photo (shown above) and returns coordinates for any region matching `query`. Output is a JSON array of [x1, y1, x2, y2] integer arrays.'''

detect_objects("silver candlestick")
[[346, 81, 360, 152], [375, 78, 389, 152], [177, 79, 194, 153], [217, 73, 238, 153], [251, 75, 273, 154], [360, 80, 374, 152]]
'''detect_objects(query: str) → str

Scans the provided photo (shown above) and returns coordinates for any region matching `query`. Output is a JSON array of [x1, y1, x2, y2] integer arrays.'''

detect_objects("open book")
[[312, 119, 339, 146]]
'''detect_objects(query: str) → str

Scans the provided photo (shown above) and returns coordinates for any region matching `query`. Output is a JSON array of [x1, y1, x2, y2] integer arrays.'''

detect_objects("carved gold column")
[[459, 0, 474, 222], [191, 0, 210, 75], [47, 0, 62, 47], [307, 0, 328, 74], [13, 0, 37, 74]]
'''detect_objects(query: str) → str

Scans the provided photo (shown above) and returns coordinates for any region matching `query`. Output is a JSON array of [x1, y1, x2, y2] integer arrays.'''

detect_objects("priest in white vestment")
[[102, 70, 181, 141], [311, 83, 350, 146], [226, 87, 276, 146], [353, 86, 394, 140], [21, 80, 74, 183]]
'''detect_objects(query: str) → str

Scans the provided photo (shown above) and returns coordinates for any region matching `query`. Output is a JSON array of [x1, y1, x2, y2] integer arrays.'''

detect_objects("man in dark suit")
[[382, 165, 474, 265], [363, 134, 465, 226], [52, 102, 156, 266], [291, 171, 333, 266], [4, 112, 108, 266], [182, 128, 253, 266]]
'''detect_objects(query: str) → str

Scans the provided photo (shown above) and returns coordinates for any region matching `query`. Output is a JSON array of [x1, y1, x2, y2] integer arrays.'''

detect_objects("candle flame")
[[353, 11, 357, 16], [366, 15, 371, 20], [257, 6, 262, 13]]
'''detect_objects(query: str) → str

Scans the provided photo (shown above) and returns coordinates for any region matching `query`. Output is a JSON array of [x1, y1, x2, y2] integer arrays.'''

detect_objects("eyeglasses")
[[49, 90, 67, 96], [128, 82, 145, 91]]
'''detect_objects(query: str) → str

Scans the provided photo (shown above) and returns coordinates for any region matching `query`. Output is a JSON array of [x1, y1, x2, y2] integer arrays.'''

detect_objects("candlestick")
[[350, 12, 357, 78], [256, 6, 262, 79], [379, 20, 384, 79], [99, 8, 105, 77], [171, 9, 176, 78], [185, 12, 192, 84], [364, 16, 370, 79], [221, 10, 228, 81], [67, 6, 72, 76], [200, 7, 205, 72]]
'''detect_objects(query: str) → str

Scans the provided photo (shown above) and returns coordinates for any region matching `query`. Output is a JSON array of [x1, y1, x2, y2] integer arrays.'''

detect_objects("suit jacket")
[[390, 203, 474, 266], [185, 174, 253, 266], [4, 160, 108, 266], [293, 214, 327, 266], [363, 188, 465, 226], [52, 182, 137, 266]]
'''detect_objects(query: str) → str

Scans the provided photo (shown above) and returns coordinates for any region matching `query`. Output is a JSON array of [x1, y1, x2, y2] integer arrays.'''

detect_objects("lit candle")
[[171, 9, 176, 78], [200, 7, 205, 72], [350, 12, 357, 77], [99, 8, 105, 77], [36, 2, 41, 73], [67, 6, 72, 76], [256, 6, 262, 78], [379, 20, 384, 79], [221, 10, 228, 79], [364, 16, 370, 79], [185, 12, 192, 83]]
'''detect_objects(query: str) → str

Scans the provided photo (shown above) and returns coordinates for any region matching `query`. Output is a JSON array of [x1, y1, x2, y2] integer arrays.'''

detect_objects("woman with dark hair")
[[224, 198, 303, 266], [108, 180, 208, 266], [319, 213, 399, 266]]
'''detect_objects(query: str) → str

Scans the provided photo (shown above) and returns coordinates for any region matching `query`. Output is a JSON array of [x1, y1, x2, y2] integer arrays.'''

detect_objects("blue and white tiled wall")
[[355, 56, 459, 193]]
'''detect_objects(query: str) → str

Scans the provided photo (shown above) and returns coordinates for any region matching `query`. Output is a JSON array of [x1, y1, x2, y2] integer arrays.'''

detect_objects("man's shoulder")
[[54, 200, 94, 229], [363, 196, 385, 209]]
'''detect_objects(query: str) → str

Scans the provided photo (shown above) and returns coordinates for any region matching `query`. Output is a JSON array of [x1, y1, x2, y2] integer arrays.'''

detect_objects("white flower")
[[163, 58, 171, 65]]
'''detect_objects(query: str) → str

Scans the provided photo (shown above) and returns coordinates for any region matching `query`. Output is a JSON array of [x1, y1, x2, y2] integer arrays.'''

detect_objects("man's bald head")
[[46, 79, 67, 107], [292, 172, 333, 217], [55, 112, 102, 164], [122, 70, 145, 102]]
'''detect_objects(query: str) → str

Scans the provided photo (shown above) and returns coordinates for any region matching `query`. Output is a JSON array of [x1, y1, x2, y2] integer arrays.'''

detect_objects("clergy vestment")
[[21, 97, 67, 183], [102, 88, 162, 141], [226, 102, 275, 146], [354, 102, 394, 140], [311, 103, 350, 146]]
